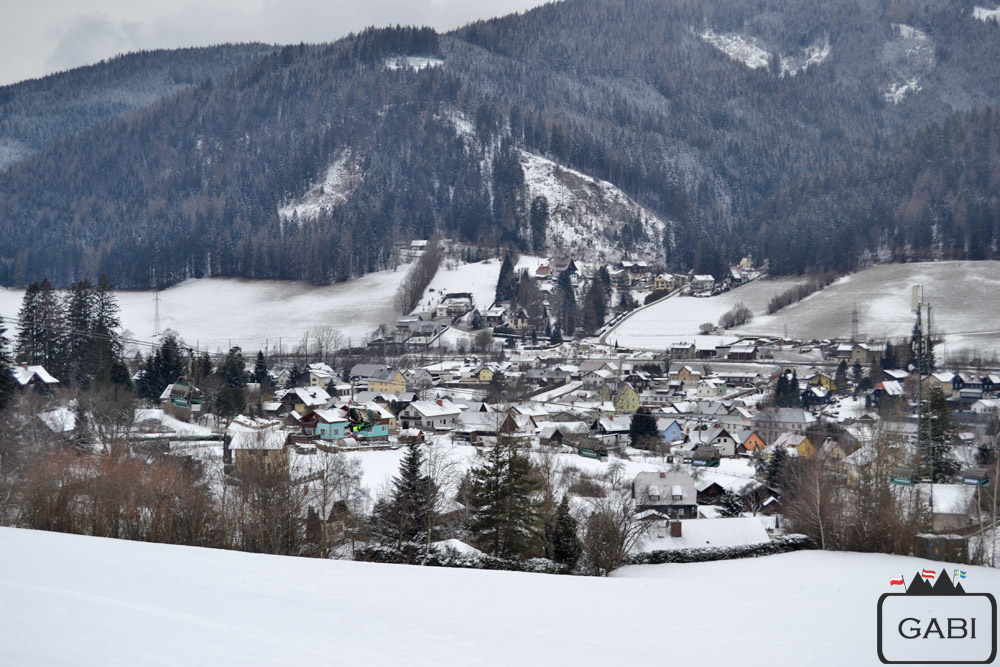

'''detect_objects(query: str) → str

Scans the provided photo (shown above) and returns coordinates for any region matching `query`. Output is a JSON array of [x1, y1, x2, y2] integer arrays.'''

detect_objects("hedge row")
[[355, 543, 569, 575], [625, 534, 815, 565]]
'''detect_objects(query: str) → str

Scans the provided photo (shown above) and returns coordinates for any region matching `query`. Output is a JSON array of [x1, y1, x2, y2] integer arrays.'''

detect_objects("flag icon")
[[890, 576, 905, 586], [954, 569, 967, 579], [921, 568, 936, 580]]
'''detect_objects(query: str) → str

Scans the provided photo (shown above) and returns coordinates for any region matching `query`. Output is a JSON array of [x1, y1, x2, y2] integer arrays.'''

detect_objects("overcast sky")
[[0, 0, 552, 86]]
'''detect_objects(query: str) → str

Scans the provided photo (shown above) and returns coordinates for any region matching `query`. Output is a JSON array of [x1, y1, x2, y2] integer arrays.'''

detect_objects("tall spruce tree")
[[63, 280, 94, 387], [89, 274, 123, 385], [373, 442, 437, 547], [495, 252, 516, 304], [216, 346, 248, 420], [0, 320, 16, 410], [918, 387, 960, 483], [468, 443, 541, 559], [547, 496, 582, 570]]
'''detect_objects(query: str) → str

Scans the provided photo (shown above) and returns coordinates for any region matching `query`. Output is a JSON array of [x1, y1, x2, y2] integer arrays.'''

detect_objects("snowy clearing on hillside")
[[699, 29, 770, 69], [780, 38, 831, 76], [413, 258, 503, 314], [277, 149, 363, 221], [385, 56, 444, 71], [884, 24, 934, 104], [606, 278, 806, 349], [3, 527, 997, 666], [519, 151, 667, 263], [0, 269, 409, 353], [974, 6, 1000, 22]]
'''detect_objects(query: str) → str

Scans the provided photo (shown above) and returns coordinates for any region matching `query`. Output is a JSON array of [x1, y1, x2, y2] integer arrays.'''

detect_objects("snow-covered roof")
[[288, 386, 331, 407], [407, 399, 461, 418], [11, 364, 59, 386]]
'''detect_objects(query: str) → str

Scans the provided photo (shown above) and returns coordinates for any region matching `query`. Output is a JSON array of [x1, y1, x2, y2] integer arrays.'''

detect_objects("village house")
[[10, 364, 59, 392], [771, 432, 816, 458], [690, 274, 715, 293], [398, 399, 462, 431], [653, 274, 674, 292], [366, 368, 406, 394], [633, 471, 698, 519], [307, 362, 337, 387], [280, 386, 331, 416], [227, 416, 288, 476], [299, 409, 349, 441], [159, 380, 203, 422]]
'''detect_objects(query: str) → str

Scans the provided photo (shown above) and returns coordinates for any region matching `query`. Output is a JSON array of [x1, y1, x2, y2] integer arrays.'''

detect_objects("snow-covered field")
[[0, 269, 410, 354], [605, 277, 806, 349], [2, 526, 996, 666], [608, 262, 1000, 360], [413, 258, 503, 315]]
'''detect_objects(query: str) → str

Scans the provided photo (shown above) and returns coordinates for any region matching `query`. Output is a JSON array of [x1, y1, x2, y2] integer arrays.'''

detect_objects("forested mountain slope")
[[1, 0, 999, 288], [0, 45, 276, 170]]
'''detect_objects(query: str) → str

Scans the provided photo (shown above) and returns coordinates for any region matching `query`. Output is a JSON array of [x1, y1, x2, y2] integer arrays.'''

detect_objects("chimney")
[[659, 472, 665, 478], [670, 520, 682, 538]]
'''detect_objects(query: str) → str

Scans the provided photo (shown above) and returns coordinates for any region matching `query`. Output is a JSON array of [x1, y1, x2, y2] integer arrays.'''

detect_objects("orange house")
[[736, 430, 768, 457]]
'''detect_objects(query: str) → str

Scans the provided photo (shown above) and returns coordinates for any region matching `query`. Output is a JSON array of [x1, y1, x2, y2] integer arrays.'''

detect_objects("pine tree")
[[629, 407, 660, 450], [529, 195, 549, 254], [34, 279, 66, 379], [918, 387, 960, 483], [14, 281, 40, 364], [834, 360, 848, 392], [547, 496, 582, 570], [253, 350, 269, 386], [373, 442, 436, 547], [718, 490, 744, 518], [766, 446, 788, 491], [0, 320, 17, 410], [63, 280, 94, 387], [468, 443, 541, 559], [882, 341, 898, 370], [216, 346, 247, 420], [495, 252, 516, 303], [89, 274, 123, 385]]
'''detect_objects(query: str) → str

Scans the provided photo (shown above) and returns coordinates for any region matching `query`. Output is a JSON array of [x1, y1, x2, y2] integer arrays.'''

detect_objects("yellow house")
[[653, 274, 673, 292], [367, 369, 406, 394], [773, 432, 815, 458], [809, 373, 836, 391], [473, 365, 495, 383], [613, 383, 639, 413]]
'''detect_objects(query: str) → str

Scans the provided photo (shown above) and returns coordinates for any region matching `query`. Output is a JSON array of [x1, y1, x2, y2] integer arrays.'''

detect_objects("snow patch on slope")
[[278, 149, 363, 222], [519, 150, 667, 264], [700, 29, 770, 69], [780, 38, 831, 77], [883, 24, 935, 104], [385, 56, 444, 71], [974, 6, 1000, 22]]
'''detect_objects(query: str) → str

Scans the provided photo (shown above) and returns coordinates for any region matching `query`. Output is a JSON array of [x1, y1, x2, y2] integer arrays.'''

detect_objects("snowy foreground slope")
[[3, 528, 997, 666]]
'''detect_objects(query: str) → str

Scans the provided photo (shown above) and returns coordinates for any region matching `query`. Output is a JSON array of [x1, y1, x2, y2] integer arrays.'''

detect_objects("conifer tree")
[[0, 320, 16, 410], [766, 446, 788, 491], [629, 407, 660, 450], [468, 443, 541, 559], [495, 252, 516, 304], [718, 490, 744, 518], [547, 496, 582, 570], [918, 387, 960, 483], [372, 442, 437, 547]]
